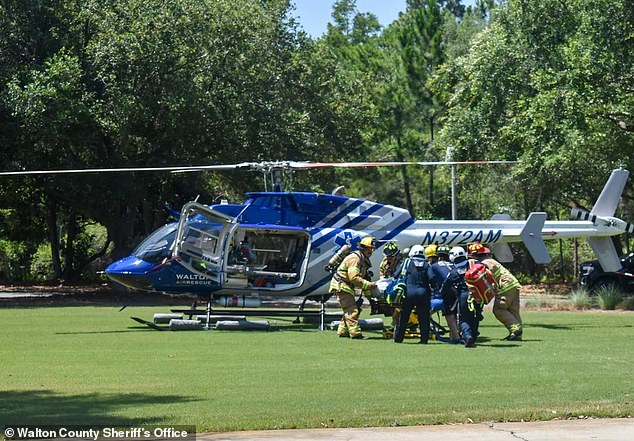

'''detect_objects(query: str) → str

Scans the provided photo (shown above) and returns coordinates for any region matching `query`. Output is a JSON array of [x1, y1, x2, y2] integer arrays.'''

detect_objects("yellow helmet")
[[359, 236, 376, 250], [424, 244, 438, 258]]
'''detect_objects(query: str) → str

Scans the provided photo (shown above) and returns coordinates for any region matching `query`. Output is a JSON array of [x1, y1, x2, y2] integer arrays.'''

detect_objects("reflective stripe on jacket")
[[379, 255, 403, 278], [482, 258, 521, 294]]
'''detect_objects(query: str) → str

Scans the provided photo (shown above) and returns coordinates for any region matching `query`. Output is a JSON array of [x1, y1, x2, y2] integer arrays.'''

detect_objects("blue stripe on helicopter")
[[298, 274, 333, 298], [319, 199, 365, 229], [379, 217, 416, 242], [298, 215, 415, 297], [340, 203, 384, 229], [311, 204, 384, 249]]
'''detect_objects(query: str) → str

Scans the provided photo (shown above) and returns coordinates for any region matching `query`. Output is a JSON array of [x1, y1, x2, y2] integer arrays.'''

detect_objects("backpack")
[[464, 261, 498, 304], [440, 263, 467, 298]]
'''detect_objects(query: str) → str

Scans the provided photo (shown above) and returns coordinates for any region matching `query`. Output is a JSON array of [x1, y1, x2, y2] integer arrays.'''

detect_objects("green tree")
[[437, 0, 633, 220], [0, 0, 371, 281]]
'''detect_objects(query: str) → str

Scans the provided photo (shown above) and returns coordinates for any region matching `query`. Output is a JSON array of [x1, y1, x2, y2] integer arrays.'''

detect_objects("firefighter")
[[427, 244, 460, 342], [379, 241, 404, 331], [379, 241, 402, 278], [468, 242, 523, 341], [329, 236, 377, 339], [393, 245, 434, 344]]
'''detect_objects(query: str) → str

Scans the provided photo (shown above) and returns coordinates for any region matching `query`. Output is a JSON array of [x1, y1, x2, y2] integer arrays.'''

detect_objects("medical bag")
[[465, 262, 497, 304]]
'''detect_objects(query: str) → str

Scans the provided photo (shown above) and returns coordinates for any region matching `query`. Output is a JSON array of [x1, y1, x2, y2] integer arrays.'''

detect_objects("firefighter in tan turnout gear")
[[468, 242, 523, 341], [379, 241, 402, 278], [329, 236, 377, 339]]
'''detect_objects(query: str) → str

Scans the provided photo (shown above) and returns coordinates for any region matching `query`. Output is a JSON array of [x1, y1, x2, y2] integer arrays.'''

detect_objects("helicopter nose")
[[104, 256, 155, 291]]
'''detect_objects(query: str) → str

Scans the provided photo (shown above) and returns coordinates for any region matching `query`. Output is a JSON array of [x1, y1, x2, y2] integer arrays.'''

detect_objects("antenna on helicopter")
[[272, 170, 284, 192], [332, 185, 346, 196]]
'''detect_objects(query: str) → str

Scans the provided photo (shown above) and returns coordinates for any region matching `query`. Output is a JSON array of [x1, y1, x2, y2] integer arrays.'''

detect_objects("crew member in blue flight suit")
[[441, 246, 482, 348], [426, 244, 460, 342], [393, 245, 434, 344]]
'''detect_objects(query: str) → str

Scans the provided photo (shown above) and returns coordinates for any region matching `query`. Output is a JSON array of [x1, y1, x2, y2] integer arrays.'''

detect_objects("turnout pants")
[[493, 286, 522, 332], [336, 292, 362, 338]]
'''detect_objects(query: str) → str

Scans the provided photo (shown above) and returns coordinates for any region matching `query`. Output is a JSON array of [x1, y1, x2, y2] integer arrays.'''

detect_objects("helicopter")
[[1, 161, 631, 305], [97, 162, 631, 304]]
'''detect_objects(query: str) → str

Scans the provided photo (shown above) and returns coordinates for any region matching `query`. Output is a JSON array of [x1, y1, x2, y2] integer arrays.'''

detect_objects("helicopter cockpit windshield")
[[133, 223, 177, 264]]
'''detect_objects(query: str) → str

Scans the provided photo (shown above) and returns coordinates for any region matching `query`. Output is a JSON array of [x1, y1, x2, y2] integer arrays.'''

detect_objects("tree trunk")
[[46, 198, 62, 279], [62, 209, 78, 280], [106, 203, 137, 261], [428, 167, 434, 209]]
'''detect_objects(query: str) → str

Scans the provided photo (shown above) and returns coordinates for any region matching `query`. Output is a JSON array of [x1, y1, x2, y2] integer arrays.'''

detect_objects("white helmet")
[[449, 246, 467, 262], [409, 245, 426, 257]]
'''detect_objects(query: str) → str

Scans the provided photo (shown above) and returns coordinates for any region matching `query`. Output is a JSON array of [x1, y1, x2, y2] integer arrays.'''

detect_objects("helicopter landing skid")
[[130, 298, 334, 331], [130, 316, 169, 331]]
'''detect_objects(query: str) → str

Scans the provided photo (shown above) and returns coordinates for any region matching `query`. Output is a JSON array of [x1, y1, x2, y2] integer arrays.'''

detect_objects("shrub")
[[596, 286, 624, 310], [619, 295, 634, 311], [569, 288, 593, 310], [30, 243, 54, 281], [29, 222, 112, 282], [524, 297, 551, 309], [0, 240, 37, 283], [525, 296, 566, 310]]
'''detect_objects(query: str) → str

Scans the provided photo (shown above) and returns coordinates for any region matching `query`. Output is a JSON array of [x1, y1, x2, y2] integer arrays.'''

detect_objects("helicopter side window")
[[180, 221, 223, 262], [134, 223, 178, 264]]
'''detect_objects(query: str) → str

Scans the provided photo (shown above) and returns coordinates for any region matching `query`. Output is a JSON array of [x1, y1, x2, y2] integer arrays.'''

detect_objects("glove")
[[369, 284, 384, 300], [365, 281, 377, 295], [355, 296, 364, 309]]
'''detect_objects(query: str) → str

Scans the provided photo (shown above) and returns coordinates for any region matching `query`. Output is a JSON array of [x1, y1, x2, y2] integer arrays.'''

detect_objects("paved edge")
[[200, 418, 634, 441]]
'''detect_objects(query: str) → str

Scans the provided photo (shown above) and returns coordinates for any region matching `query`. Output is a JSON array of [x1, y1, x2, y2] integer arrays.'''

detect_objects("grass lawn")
[[0, 306, 632, 432]]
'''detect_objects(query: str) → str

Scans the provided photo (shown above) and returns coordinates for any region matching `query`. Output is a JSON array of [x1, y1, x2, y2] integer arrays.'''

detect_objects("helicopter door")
[[172, 202, 238, 285]]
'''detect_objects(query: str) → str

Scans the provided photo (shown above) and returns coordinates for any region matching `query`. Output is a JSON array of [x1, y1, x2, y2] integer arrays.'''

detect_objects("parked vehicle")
[[579, 252, 634, 292]]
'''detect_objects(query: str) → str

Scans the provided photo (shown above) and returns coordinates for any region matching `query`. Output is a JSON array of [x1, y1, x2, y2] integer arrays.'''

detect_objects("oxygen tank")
[[326, 244, 352, 273], [217, 296, 261, 308]]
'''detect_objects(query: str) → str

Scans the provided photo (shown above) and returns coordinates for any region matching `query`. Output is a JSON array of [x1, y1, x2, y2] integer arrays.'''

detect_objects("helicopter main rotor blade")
[[0, 160, 517, 177], [286, 160, 518, 168], [0, 163, 253, 177]]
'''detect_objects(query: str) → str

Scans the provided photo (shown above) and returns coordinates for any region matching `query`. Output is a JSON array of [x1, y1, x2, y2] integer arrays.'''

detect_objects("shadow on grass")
[[0, 390, 199, 426], [476, 342, 523, 348], [56, 330, 142, 335], [528, 323, 574, 330]]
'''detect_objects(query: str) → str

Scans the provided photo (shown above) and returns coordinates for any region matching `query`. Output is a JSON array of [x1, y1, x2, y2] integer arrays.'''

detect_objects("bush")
[[30, 243, 54, 281], [524, 297, 551, 309], [0, 240, 37, 283], [29, 222, 112, 282], [569, 288, 593, 310], [596, 286, 625, 310], [619, 295, 634, 311]]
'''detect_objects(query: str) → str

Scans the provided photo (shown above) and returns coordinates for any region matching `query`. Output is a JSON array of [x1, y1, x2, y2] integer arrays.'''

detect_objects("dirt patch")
[[0, 282, 193, 307], [521, 283, 575, 296]]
